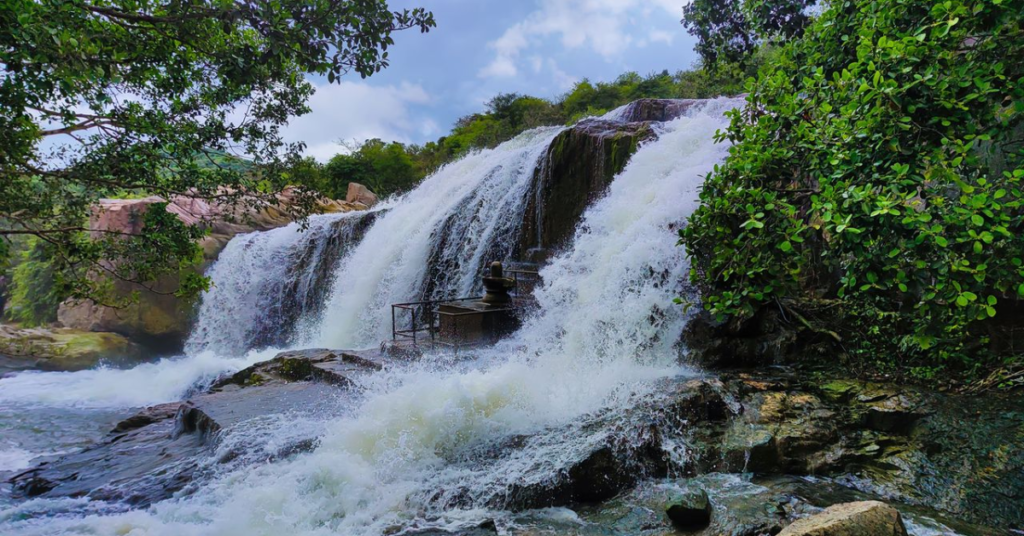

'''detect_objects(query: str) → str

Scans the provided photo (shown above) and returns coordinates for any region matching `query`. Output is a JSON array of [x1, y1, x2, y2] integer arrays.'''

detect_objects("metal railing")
[[391, 296, 478, 345], [389, 268, 541, 347]]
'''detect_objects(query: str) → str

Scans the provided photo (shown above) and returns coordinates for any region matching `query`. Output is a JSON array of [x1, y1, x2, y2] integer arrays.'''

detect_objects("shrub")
[[681, 0, 1024, 369]]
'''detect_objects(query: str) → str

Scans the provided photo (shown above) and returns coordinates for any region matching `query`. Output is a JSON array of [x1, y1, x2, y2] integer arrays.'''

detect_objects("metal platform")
[[390, 268, 538, 350]]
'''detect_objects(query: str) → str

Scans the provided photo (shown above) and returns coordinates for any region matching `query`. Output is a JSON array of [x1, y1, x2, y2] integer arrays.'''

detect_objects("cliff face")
[[516, 119, 655, 262], [57, 186, 377, 351]]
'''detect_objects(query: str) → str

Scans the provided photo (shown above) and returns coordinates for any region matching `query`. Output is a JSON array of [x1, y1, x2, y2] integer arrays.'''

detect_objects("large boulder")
[[57, 187, 367, 349], [345, 182, 379, 208], [516, 119, 655, 260], [0, 324, 141, 371], [778, 501, 908, 536], [9, 348, 380, 506]]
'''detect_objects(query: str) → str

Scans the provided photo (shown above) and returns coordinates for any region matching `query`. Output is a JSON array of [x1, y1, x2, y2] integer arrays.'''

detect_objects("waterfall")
[[186, 211, 379, 356], [308, 127, 564, 348], [0, 98, 741, 535]]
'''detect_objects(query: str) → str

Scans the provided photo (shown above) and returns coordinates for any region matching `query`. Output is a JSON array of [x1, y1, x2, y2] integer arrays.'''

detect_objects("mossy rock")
[[0, 325, 143, 371]]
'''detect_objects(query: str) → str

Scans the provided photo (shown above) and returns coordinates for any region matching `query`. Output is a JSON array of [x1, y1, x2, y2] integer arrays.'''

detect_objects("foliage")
[[681, 0, 1024, 368], [399, 68, 753, 176], [321, 139, 423, 199], [6, 238, 62, 326], [0, 0, 433, 303], [682, 0, 815, 68]]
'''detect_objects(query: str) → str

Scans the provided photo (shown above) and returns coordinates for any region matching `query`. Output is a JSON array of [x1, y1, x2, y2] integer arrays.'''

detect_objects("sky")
[[286, 0, 701, 161]]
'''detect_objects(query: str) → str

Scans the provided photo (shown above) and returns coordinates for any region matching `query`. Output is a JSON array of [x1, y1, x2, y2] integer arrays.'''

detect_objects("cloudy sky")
[[287, 0, 701, 160]]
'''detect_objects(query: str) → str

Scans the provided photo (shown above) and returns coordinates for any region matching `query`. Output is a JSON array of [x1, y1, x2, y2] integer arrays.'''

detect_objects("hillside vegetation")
[[304, 65, 756, 199]]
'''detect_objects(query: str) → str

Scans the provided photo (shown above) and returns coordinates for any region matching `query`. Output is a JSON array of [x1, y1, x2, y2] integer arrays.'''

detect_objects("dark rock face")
[[665, 487, 712, 529], [7, 348, 380, 507], [517, 120, 655, 260], [615, 99, 700, 123], [502, 421, 668, 510], [246, 211, 380, 350]]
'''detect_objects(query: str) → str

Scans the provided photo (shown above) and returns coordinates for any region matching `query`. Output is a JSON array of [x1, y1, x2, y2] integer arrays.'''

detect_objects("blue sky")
[[285, 0, 701, 160]]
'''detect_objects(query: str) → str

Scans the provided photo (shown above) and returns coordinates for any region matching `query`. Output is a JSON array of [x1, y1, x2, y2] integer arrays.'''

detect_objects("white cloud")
[[479, 0, 680, 80], [649, 29, 675, 45], [283, 80, 434, 161]]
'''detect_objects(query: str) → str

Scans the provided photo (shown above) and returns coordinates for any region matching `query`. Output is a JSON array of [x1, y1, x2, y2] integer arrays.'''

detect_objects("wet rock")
[[720, 423, 778, 473], [663, 378, 736, 423], [10, 408, 204, 506], [111, 402, 180, 433], [0, 325, 143, 371], [517, 118, 655, 255], [502, 421, 667, 510], [682, 309, 802, 369], [10, 377, 340, 506], [778, 501, 908, 536], [210, 348, 383, 390], [578, 474, 809, 536], [665, 487, 712, 529], [614, 99, 700, 122], [861, 392, 930, 434]]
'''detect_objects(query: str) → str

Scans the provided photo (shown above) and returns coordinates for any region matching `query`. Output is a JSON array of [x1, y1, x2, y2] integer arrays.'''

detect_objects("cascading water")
[[186, 211, 379, 356], [308, 127, 564, 348], [0, 97, 743, 536]]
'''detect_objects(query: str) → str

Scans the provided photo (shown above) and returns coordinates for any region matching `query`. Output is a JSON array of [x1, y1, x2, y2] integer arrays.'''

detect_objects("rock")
[[613, 99, 700, 122], [57, 187, 367, 349], [0, 324, 142, 371], [578, 474, 810, 536], [720, 423, 778, 473], [345, 182, 379, 207], [516, 118, 655, 256], [778, 501, 908, 536], [500, 420, 667, 510], [663, 378, 737, 423], [682, 309, 801, 369], [10, 378, 342, 506], [861, 391, 930, 434], [665, 487, 712, 529], [210, 348, 384, 390]]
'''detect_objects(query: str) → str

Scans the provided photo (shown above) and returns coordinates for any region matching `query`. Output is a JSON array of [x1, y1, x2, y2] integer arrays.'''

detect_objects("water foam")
[[310, 127, 563, 348], [0, 98, 741, 535]]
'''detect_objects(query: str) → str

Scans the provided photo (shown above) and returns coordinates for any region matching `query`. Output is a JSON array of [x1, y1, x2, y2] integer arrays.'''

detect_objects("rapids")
[[1, 98, 740, 535]]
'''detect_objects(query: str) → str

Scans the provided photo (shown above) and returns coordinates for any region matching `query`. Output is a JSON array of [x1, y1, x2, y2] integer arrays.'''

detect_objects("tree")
[[681, 0, 815, 68], [0, 0, 434, 303], [322, 139, 422, 199], [681, 0, 1024, 368]]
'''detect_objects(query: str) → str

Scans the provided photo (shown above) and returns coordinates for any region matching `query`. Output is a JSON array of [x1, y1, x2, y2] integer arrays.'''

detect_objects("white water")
[[309, 126, 563, 348], [1, 98, 741, 535]]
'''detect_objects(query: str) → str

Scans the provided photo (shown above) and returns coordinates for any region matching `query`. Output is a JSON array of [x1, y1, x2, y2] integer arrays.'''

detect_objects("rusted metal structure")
[[390, 264, 539, 349]]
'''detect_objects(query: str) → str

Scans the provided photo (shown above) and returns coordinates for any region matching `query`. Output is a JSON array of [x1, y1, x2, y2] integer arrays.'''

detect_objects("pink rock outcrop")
[[58, 185, 378, 347]]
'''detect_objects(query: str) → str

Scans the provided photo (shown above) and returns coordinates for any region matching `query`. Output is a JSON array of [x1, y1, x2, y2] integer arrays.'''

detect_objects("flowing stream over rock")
[[1, 99, 745, 535]]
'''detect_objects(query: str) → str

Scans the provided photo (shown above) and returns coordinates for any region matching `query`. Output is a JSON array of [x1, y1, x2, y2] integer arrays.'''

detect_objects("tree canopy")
[[681, 0, 1024, 372], [0, 0, 433, 303], [682, 0, 815, 68]]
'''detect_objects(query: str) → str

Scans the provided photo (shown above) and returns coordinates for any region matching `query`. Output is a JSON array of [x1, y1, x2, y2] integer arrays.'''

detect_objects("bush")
[[681, 0, 1024, 369]]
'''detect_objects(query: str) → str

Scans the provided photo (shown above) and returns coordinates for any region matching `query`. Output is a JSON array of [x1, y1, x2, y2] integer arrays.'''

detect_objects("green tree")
[[0, 0, 434, 303], [681, 0, 815, 68], [322, 139, 423, 199], [682, 0, 1024, 369]]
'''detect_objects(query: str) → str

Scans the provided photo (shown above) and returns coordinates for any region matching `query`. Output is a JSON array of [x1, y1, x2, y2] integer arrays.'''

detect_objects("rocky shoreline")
[[7, 347, 1020, 534]]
